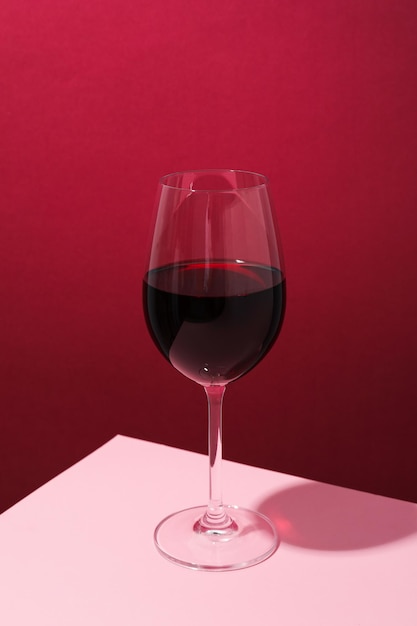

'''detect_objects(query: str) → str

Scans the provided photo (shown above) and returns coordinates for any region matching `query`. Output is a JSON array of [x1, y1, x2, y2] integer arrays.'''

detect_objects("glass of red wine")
[[143, 169, 286, 571]]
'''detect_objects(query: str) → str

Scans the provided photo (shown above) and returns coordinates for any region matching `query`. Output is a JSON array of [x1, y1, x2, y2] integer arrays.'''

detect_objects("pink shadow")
[[257, 482, 417, 551]]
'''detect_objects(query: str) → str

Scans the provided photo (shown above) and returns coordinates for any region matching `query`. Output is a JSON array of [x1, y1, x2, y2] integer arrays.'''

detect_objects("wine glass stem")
[[203, 385, 231, 528]]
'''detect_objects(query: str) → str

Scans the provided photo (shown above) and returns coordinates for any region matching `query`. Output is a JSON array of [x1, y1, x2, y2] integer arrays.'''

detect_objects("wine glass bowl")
[[143, 170, 285, 570]]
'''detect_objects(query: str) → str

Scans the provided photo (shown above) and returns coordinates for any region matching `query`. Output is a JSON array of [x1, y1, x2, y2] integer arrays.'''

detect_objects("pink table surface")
[[1, 435, 416, 625]]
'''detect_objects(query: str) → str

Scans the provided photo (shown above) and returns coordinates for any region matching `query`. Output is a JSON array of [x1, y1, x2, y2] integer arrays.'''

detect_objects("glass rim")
[[159, 169, 269, 192]]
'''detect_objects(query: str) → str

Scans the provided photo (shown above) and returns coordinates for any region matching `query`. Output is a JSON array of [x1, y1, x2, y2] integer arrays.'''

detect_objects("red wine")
[[143, 260, 285, 385]]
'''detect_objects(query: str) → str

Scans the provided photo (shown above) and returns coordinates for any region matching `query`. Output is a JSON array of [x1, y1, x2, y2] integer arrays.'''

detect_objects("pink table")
[[1, 435, 416, 625]]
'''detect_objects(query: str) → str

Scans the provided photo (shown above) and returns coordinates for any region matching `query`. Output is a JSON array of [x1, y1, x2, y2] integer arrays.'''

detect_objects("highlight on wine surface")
[[142, 169, 286, 571]]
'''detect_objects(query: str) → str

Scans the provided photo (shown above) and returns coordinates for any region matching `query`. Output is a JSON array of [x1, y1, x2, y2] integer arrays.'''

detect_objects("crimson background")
[[1, 0, 417, 512]]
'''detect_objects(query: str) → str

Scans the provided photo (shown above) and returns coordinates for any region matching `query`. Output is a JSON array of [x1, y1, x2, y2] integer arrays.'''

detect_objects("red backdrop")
[[1, 0, 417, 512]]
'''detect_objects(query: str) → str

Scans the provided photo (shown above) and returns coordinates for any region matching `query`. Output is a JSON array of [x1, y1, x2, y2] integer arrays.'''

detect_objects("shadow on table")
[[256, 481, 417, 551]]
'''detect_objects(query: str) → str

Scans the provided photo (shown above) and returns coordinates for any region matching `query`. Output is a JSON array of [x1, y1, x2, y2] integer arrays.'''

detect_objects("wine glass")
[[142, 169, 286, 571]]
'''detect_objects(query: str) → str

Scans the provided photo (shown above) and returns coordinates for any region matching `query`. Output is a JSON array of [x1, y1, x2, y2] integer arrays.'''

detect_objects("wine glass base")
[[154, 504, 279, 571]]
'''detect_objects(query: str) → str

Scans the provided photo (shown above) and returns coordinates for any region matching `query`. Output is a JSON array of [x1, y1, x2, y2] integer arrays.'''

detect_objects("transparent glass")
[[142, 169, 286, 571]]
